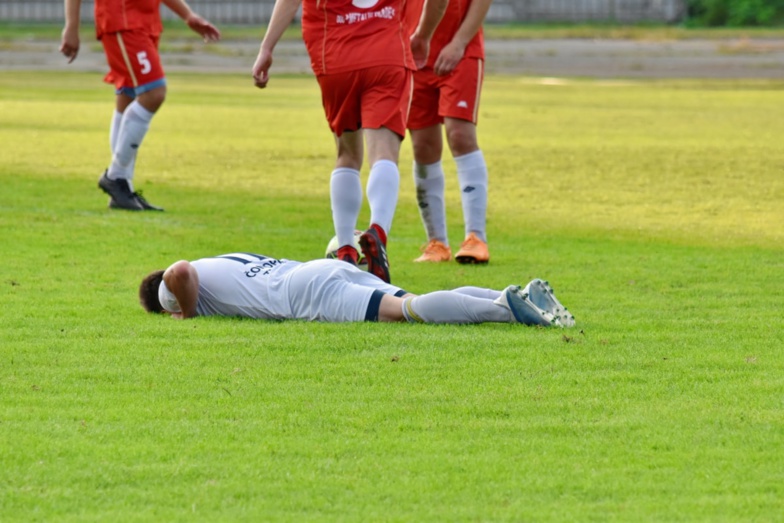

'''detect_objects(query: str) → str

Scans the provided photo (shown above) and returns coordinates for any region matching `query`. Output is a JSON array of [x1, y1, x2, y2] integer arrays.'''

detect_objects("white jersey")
[[191, 253, 298, 319], [159, 253, 406, 322]]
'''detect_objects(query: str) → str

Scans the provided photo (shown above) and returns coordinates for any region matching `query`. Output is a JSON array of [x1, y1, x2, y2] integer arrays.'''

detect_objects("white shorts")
[[285, 259, 407, 322]]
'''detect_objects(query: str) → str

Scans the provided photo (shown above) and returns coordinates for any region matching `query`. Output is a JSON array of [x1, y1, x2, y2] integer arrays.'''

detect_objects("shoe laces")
[[133, 190, 150, 204], [461, 233, 484, 250], [422, 239, 448, 254]]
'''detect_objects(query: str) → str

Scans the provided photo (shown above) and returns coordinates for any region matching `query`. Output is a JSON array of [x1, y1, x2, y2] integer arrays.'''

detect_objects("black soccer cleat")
[[133, 191, 164, 211], [359, 226, 390, 283], [99, 170, 142, 211]]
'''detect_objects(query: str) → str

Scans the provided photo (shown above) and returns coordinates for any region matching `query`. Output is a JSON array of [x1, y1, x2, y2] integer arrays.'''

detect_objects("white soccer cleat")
[[494, 285, 557, 327], [522, 279, 576, 328]]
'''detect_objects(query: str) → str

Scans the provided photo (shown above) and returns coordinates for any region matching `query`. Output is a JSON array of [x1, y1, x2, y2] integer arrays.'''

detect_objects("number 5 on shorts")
[[137, 51, 152, 75]]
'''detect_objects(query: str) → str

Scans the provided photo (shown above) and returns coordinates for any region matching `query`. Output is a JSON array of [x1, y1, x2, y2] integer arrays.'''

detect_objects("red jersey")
[[406, 0, 484, 68], [94, 0, 163, 39], [301, 0, 416, 76]]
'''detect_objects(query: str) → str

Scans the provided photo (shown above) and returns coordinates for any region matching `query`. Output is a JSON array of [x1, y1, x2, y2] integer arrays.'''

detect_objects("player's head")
[[139, 270, 165, 313]]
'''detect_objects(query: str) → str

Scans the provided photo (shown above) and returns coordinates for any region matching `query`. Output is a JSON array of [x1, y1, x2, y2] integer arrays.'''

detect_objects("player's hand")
[[433, 40, 466, 76], [410, 34, 431, 70], [60, 26, 80, 63], [252, 48, 274, 89], [186, 14, 221, 42]]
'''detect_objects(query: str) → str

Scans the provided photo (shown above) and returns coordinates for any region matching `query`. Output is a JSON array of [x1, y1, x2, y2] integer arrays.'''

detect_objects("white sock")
[[108, 101, 154, 185], [413, 160, 448, 244], [402, 292, 512, 324], [109, 109, 122, 151], [109, 109, 135, 180], [366, 159, 399, 234], [330, 168, 363, 248], [451, 286, 502, 300], [455, 149, 488, 242]]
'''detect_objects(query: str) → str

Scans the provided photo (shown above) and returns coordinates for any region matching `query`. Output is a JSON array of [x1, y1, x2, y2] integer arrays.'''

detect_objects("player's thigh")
[[286, 260, 407, 322], [408, 68, 442, 130], [318, 72, 362, 136], [102, 30, 165, 94], [438, 58, 484, 124], [360, 65, 412, 138]]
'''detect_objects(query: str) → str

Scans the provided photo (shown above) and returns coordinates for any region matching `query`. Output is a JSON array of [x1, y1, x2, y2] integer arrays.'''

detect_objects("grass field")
[[3, 21, 784, 42], [1, 70, 783, 521]]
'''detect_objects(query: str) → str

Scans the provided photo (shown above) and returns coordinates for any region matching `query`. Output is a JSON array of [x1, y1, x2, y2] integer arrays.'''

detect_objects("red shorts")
[[408, 57, 484, 130], [317, 66, 413, 138], [101, 29, 166, 96]]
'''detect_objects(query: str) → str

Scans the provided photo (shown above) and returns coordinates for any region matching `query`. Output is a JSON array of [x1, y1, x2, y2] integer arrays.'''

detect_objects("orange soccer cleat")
[[413, 239, 452, 263], [455, 232, 489, 264]]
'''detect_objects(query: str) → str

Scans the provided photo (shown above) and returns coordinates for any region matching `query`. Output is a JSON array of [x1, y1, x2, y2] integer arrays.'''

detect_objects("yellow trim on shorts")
[[473, 59, 484, 123], [116, 33, 139, 87]]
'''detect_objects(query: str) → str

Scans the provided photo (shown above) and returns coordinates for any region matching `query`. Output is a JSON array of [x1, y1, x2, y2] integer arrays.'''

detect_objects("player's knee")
[[446, 129, 478, 156], [138, 86, 167, 113], [412, 139, 442, 164]]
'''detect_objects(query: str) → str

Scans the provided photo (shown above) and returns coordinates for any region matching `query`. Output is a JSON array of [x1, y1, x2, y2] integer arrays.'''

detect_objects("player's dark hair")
[[139, 270, 165, 313]]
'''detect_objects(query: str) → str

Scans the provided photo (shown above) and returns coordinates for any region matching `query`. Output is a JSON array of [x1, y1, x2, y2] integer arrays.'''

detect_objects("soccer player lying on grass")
[[139, 253, 575, 327]]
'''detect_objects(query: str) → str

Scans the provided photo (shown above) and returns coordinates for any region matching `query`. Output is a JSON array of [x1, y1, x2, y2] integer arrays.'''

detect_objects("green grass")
[[2, 20, 784, 42], [1, 71, 783, 521]]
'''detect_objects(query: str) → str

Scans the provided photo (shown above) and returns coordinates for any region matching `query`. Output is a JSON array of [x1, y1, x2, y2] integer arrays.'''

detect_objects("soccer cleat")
[[336, 245, 359, 267], [413, 239, 452, 263], [455, 232, 490, 264], [522, 279, 576, 328], [109, 192, 165, 211], [99, 170, 142, 210], [494, 285, 557, 327], [133, 191, 164, 211], [359, 226, 391, 283]]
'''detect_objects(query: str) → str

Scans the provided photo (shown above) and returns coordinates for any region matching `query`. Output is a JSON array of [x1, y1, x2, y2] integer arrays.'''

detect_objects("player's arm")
[[410, 0, 449, 69], [253, 0, 302, 89], [162, 260, 200, 319], [161, 0, 221, 42], [60, 0, 82, 63], [433, 0, 492, 75]]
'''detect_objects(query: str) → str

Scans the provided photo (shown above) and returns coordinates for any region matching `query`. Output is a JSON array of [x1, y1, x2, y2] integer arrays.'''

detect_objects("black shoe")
[[359, 227, 390, 283], [99, 170, 142, 211], [133, 191, 164, 211], [109, 192, 165, 211]]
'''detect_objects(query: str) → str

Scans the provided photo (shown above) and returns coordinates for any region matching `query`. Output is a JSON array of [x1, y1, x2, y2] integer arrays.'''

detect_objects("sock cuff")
[[128, 101, 155, 122], [402, 297, 425, 323], [331, 167, 361, 178], [414, 160, 445, 180], [454, 149, 485, 168], [371, 159, 397, 171]]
